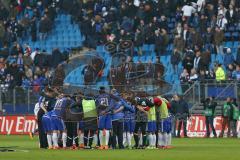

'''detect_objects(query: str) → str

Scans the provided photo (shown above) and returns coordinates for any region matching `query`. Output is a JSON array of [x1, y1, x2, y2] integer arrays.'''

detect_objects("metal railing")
[[182, 81, 201, 108], [0, 81, 239, 114], [183, 81, 240, 115], [0, 86, 40, 114]]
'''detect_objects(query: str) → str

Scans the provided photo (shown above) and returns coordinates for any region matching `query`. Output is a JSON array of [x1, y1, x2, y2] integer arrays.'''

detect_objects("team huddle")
[[33, 87, 173, 150]]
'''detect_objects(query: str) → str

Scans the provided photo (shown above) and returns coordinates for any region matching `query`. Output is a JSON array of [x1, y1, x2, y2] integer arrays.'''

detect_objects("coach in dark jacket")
[[173, 94, 189, 138]]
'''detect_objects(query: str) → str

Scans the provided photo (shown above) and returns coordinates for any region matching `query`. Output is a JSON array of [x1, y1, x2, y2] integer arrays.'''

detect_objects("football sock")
[[139, 134, 143, 146], [99, 130, 104, 146], [47, 134, 53, 148], [72, 136, 76, 145], [158, 132, 163, 146], [127, 132, 132, 147], [167, 133, 172, 146], [163, 133, 168, 146], [148, 134, 153, 147], [131, 133, 134, 144], [105, 130, 110, 146], [79, 133, 84, 145], [93, 134, 98, 146], [62, 132, 67, 148], [152, 134, 156, 147], [52, 132, 59, 147], [123, 132, 127, 146]]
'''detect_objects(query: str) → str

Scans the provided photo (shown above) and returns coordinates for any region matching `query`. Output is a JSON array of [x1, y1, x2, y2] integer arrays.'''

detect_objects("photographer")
[[228, 98, 239, 138], [202, 97, 217, 138], [219, 97, 231, 137], [220, 97, 239, 138]]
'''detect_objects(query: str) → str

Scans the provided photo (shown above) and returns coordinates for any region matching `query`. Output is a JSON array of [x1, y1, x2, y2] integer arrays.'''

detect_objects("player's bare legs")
[[62, 130, 67, 149], [46, 131, 53, 149], [52, 130, 59, 149]]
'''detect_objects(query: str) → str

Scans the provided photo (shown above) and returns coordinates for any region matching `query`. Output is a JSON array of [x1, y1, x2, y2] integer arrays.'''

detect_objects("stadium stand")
[[0, 0, 239, 114]]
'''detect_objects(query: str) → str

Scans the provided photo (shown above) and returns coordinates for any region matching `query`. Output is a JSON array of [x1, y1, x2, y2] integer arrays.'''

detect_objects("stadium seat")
[[150, 51, 156, 57], [233, 51, 237, 59], [233, 41, 239, 47], [166, 55, 171, 62], [142, 44, 150, 52], [152, 55, 157, 63], [139, 56, 146, 62], [224, 32, 231, 41], [232, 32, 239, 41], [167, 18, 171, 23], [171, 17, 176, 22], [160, 56, 166, 64], [168, 23, 174, 29], [20, 13, 84, 53], [165, 74, 173, 83], [211, 54, 216, 62], [149, 44, 155, 52], [145, 55, 150, 62], [224, 41, 232, 48], [216, 54, 224, 64]]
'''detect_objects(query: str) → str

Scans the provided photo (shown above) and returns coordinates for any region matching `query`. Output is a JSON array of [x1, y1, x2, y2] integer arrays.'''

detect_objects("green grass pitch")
[[0, 135, 240, 160]]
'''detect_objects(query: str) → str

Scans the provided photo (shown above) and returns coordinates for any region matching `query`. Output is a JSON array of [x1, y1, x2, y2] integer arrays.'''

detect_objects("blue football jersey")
[[124, 102, 136, 121], [96, 93, 113, 113], [52, 97, 73, 118]]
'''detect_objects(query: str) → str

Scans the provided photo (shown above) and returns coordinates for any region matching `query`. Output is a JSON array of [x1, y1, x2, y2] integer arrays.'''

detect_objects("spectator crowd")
[[0, 0, 68, 91], [0, 0, 240, 93], [70, 0, 240, 85]]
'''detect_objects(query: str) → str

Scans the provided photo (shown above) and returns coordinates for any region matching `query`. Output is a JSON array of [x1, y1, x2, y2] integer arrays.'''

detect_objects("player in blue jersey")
[[123, 95, 136, 149], [51, 94, 74, 149], [42, 111, 53, 149], [146, 97, 157, 149], [111, 89, 126, 149], [95, 87, 114, 150], [154, 96, 172, 149]]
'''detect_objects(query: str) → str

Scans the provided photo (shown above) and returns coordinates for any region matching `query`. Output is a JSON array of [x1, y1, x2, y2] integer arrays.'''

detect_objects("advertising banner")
[[178, 116, 240, 137], [0, 116, 37, 135], [0, 115, 239, 136]]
